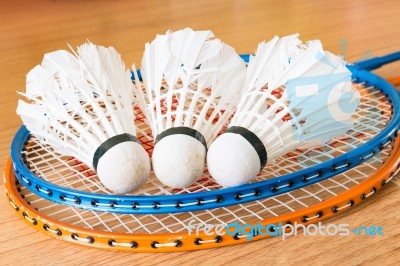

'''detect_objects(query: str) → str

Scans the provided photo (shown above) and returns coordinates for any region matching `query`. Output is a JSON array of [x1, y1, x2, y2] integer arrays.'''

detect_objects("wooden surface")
[[0, 0, 399, 265]]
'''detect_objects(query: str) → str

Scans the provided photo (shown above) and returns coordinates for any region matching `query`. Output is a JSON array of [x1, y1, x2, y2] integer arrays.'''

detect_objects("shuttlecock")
[[207, 34, 360, 187], [134, 28, 246, 188], [17, 42, 151, 194]]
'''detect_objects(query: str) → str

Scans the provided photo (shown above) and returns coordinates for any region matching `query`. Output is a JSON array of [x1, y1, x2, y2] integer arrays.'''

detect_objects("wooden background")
[[0, 0, 399, 265]]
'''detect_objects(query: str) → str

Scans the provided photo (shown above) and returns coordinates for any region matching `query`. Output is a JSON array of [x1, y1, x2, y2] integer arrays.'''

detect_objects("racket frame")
[[9, 54, 400, 214], [4, 136, 400, 252]]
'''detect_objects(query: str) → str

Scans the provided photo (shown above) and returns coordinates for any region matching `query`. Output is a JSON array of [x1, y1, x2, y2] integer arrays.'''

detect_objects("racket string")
[[59, 194, 81, 204], [332, 162, 351, 171], [385, 168, 399, 184], [22, 211, 37, 225], [18, 150, 387, 233], [43, 224, 62, 236], [18, 173, 31, 186], [6, 67, 400, 251], [301, 211, 324, 222], [8, 197, 19, 211], [194, 237, 222, 245], [20, 81, 391, 200], [6, 148, 399, 251], [361, 187, 377, 200], [108, 240, 138, 248], [152, 241, 181, 248], [71, 233, 94, 244], [333, 200, 355, 212], [10, 78, 399, 235], [35, 185, 52, 196]]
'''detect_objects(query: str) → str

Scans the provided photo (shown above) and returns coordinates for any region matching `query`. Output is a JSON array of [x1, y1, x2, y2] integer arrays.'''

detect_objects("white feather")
[[136, 28, 247, 144], [207, 34, 359, 187], [17, 42, 150, 193], [134, 28, 247, 188], [231, 34, 358, 159]]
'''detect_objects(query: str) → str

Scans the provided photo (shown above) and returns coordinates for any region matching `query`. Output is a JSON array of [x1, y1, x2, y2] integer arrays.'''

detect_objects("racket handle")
[[355, 51, 400, 70]]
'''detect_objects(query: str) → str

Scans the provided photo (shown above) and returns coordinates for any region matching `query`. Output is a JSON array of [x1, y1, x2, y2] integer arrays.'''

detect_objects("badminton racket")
[[4, 135, 399, 252], [10, 52, 400, 214]]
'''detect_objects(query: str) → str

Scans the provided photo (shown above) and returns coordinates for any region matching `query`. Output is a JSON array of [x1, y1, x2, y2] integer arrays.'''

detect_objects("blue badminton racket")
[[10, 52, 400, 214]]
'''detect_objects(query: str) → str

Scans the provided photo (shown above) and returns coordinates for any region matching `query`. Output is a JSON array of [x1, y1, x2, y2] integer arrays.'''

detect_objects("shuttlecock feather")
[[134, 28, 247, 188], [207, 34, 360, 187], [17, 42, 151, 194]]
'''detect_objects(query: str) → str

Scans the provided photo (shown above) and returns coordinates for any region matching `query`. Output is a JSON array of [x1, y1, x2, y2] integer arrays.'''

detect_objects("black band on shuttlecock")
[[93, 133, 140, 172], [155, 127, 207, 150], [226, 126, 268, 169]]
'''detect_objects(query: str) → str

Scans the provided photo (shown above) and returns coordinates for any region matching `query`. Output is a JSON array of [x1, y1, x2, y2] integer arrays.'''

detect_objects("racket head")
[[4, 135, 400, 252], [10, 56, 400, 214]]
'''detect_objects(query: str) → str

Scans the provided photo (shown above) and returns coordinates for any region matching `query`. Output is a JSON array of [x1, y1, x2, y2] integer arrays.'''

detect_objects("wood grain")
[[0, 0, 399, 265]]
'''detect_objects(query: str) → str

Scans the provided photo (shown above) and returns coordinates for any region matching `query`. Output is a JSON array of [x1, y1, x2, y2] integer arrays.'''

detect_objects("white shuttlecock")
[[17, 42, 151, 194], [207, 34, 360, 187], [134, 28, 246, 188]]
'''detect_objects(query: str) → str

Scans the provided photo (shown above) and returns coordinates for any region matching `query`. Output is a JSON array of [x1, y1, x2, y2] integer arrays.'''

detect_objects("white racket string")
[[21, 82, 391, 200], [17, 144, 392, 235]]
